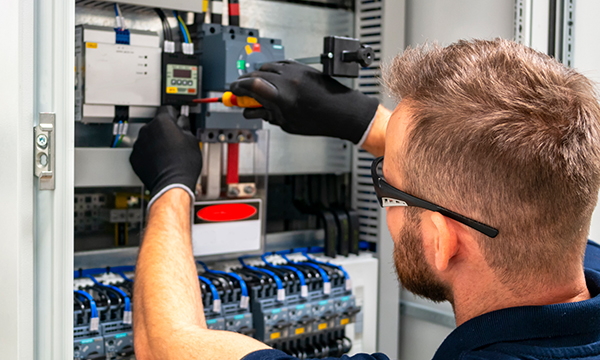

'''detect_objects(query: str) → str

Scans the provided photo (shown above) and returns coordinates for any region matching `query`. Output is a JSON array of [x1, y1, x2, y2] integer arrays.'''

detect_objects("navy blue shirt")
[[244, 241, 600, 360]]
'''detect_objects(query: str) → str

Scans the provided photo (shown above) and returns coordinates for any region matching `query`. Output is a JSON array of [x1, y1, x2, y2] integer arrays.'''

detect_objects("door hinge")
[[34, 113, 55, 190]]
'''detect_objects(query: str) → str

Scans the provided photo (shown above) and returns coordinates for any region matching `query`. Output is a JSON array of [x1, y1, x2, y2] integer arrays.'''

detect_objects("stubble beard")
[[393, 208, 453, 303]]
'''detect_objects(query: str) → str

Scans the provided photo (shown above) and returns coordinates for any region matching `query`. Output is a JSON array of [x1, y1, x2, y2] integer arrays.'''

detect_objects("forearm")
[[134, 189, 206, 359], [361, 104, 391, 157], [133, 188, 270, 360]]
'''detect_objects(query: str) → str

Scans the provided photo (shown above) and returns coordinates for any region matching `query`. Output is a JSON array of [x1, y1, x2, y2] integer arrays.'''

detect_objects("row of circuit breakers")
[[73, 251, 360, 360]]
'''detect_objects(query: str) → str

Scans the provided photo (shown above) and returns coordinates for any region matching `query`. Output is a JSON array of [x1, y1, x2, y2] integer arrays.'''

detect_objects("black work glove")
[[230, 60, 379, 144], [130, 106, 202, 208]]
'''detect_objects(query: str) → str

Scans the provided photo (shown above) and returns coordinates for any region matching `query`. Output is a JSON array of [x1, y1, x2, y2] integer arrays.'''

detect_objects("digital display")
[[173, 69, 192, 78]]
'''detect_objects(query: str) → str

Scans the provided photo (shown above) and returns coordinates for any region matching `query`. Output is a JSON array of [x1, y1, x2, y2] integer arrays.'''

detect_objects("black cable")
[[154, 8, 172, 41]]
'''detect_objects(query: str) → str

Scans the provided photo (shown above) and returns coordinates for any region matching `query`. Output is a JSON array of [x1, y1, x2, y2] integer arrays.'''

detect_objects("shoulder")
[[585, 240, 600, 272], [242, 349, 391, 360]]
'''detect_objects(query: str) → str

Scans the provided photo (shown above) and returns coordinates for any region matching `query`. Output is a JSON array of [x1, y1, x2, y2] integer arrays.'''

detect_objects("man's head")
[[382, 39, 600, 302]]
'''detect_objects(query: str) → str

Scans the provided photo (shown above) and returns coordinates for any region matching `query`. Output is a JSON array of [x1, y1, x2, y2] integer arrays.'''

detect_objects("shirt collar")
[[432, 269, 600, 360]]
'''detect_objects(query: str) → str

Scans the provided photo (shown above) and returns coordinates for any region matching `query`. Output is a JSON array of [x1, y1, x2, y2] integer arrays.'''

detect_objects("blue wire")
[[261, 254, 306, 287], [281, 253, 330, 284], [197, 261, 248, 298], [198, 276, 221, 305], [114, 3, 119, 16], [239, 257, 284, 291], [88, 275, 131, 314], [303, 252, 350, 283], [112, 121, 122, 148], [173, 11, 189, 43], [75, 290, 98, 319]]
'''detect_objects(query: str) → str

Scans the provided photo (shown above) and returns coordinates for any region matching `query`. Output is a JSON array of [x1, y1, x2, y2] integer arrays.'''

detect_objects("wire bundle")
[[88, 275, 133, 325], [174, 10, 192, 44], [154, 8, 173, 41], [199, 275, 222, 313], [261, 254, 309, 298], [114, 3, 126, 30], [198, 261, 250, 309], [112, 120, 128, 148], [239, 256, 286, 301]]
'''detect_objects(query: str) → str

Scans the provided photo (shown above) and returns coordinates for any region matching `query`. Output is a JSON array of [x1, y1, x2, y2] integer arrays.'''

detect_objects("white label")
[[324, 282, 331, 295], [301, 285, 309, 298], [240, 295, 250, 309], [277, 288, 286, 302], [182, 43, 194, 55], [123, 311, 132, 324], [213, 299, 222, 313], [112, 122, 119, 135], [345, 279, 352, 291], [121, 122, 129, 135], [164, 40, 175, 54], [90, 317, 99, 332]]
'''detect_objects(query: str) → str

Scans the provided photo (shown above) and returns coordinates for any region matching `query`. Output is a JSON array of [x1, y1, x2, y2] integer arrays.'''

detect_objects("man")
[[129, 39, 600, 360]]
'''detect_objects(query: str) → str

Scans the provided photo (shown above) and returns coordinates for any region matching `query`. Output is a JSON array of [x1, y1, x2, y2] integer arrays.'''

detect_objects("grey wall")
[[405, 0, 515, 47]]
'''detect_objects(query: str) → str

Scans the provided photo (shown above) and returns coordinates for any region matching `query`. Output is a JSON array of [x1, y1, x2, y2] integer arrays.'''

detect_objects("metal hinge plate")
[[34, 113, 55, 190]]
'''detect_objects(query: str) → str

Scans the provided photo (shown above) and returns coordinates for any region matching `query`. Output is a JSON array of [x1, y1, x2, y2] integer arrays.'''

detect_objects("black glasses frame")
[[371, 156, 499, 238]]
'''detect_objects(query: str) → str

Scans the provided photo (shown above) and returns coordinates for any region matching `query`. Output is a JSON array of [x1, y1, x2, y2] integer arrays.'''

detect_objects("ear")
[[429, 212, 458, 272]]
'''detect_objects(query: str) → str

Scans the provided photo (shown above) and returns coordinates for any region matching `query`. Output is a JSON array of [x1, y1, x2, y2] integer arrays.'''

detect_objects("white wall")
[[399, 1, 515, 359], [573, 0, 600, 244]]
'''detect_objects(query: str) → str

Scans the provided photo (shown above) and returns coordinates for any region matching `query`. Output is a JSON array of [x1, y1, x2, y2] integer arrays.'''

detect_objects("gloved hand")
[[230, 60, 379, 144], [130, 106, 202, 208]]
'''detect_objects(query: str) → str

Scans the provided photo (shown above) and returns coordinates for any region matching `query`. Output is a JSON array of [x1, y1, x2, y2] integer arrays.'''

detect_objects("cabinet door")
[[33, 0, 75, 359]]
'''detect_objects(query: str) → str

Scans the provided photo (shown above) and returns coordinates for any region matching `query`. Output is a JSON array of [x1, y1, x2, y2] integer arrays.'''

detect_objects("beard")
[[393, 208, 453, 303]]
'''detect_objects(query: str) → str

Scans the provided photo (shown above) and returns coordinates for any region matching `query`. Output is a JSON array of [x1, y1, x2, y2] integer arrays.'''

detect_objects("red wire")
[[193, 97, 221, 103]]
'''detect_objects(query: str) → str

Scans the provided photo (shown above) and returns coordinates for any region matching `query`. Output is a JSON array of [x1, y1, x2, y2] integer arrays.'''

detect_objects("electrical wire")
[[198, 275, 222, 313], [302, 252, 352, 291], [261, 254, 308, 298], [281, 253, 331, 295], [88, 275, 132, 324], [239, 256, 286, 301], [173, 11, 191, 43], [75, 290, 99, 331], [114, 3, 126, 30], [154, 8, 173, 41], [198, 261, 249, 309]]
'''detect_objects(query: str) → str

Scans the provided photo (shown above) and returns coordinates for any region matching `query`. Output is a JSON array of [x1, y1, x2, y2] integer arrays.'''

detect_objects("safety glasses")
[[370, 156, 499, 238]]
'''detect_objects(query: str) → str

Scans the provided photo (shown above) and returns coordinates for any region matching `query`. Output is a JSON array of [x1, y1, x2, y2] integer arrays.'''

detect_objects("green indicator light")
[[237, 60, 246, 70]]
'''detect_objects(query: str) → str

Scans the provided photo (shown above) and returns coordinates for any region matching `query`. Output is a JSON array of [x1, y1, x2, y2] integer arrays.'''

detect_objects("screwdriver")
[[193, 91, 262, 108]]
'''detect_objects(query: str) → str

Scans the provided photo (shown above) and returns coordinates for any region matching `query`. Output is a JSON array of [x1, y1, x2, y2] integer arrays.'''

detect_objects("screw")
[[218, 133, 227, 142], [244, 186, 254, 194], [228, 187, 240, 197], [237, 134, 246, 142], [327, 52, 334, 59], [36, 134, 48, 149]]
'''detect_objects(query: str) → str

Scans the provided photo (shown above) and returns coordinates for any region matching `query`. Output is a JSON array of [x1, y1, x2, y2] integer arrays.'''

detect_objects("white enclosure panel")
[[405, 0, 515, 47], [0, 0, 34, 358]]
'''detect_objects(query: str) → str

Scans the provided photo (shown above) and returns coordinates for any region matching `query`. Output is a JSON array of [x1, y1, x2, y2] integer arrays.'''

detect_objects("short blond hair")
[[385, 39, 600, 289]]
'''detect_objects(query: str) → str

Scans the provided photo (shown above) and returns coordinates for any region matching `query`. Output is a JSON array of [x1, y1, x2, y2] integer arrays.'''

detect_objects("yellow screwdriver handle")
[[222, 91, 262, 108], [235, 95, 262, 108]]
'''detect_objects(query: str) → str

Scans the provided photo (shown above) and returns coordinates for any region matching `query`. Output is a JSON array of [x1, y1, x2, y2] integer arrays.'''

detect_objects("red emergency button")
[[188, 88, 196, 93], [252, 43, 261, 53], [197, 203, 257, 222]]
